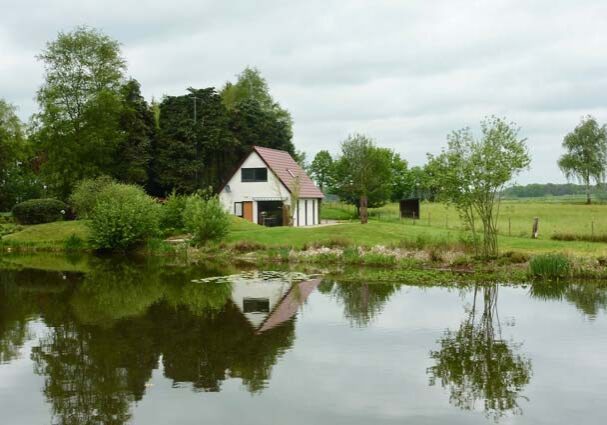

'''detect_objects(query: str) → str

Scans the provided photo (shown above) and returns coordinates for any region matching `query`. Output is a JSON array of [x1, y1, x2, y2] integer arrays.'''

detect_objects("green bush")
[[88, 183, 160, 250], [64, 233, 85, 251], [160, 191, 188, 233], [183, 196, 230, 245], [529, 253, 571, 279], [11, 198, 67, 224], [70, 176, 114, 219]]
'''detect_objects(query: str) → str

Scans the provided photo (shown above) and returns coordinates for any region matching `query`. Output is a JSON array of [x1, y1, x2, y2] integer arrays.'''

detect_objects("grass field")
[[1, 221, 90, 248], [227, 216, 607, 256], [322, 199, 607, 240], [3, 197, 607, 257]]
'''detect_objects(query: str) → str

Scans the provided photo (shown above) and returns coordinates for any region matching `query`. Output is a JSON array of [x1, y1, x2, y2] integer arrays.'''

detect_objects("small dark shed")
[[399, 198, 420, 219]]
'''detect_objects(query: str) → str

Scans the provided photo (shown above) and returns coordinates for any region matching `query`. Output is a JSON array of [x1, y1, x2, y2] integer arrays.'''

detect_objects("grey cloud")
[[2, 0, 607, 183]]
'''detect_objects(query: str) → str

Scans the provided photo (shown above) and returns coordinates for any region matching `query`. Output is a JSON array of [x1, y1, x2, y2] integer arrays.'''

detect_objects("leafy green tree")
[[389, 152, 410, 201], [332, 134, 393, 223], [309, 150, 334, 192], [0, 99, 43, 209], [557, 116, 607, 204], [34, 26, 126, 198], [152, 88, 237, 194], [227, 98, 295, 154], [222, 67, 295, 154], [428, 117, 530, 257], [0, 99, 24, 171], [114, 79, 154, 185]]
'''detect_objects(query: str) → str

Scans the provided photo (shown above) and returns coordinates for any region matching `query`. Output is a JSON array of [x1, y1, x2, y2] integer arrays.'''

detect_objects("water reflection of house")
[[230, 276, 320, 334]]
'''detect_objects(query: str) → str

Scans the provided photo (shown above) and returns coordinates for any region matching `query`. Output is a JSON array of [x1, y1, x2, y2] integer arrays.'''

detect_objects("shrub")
[[64, 233, 85, 251], [70, 176, 114, 219], [88, 183, 160, 250], [183, 196, 231, 245], [160, 191, 188, 233], [529, 253, 571, 279], [11, 198, 67, 224], [552, 232, 607, 243]]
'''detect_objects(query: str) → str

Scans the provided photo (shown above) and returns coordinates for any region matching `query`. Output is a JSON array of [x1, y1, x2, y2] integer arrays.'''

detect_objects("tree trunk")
[[586, 181, 591, 204], [359, 195, 368, 224]]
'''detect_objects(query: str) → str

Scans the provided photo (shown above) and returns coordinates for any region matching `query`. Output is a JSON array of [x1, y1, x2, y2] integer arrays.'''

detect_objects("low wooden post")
[[532, 217, 539, 239]]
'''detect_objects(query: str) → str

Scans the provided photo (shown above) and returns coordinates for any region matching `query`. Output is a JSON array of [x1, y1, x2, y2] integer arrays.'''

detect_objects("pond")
[[1, 255, 607, 424]]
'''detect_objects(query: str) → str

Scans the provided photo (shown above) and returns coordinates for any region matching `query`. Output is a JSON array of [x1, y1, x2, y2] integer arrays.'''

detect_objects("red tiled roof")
[[253, 146, 324, 198]]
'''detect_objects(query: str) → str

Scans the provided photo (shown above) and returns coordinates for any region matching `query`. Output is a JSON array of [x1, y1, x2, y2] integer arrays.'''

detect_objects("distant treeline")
[[502, 183, 604, 198]]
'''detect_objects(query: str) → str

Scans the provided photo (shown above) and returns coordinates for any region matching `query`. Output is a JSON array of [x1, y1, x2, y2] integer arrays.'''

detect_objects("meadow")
[[322, 197, 607, 241]]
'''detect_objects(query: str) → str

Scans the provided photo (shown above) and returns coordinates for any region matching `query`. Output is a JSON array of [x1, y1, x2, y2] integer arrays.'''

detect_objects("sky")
[[1, 0, 606, 183]]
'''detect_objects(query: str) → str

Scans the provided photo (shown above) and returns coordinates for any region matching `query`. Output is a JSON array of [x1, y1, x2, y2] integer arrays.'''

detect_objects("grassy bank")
[[1, 220, 90, 249], [3, 214, 607, 257]]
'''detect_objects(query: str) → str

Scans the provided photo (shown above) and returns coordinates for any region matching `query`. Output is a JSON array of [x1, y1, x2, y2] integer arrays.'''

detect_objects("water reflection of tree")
[[427, 285, 532, 421], [155, 301, 295, 393], [530, 280, 607, 319], [319, 280, 398, 326], [0, 271, 34, 363], [0, 269, 64, 363], [10, 261, 298, 424]]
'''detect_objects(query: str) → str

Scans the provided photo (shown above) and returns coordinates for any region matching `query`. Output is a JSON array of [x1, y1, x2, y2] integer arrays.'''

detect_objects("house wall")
[[219, 151, 321, 227], [294, 198, 320, 226], [219, 152, 291, 225]]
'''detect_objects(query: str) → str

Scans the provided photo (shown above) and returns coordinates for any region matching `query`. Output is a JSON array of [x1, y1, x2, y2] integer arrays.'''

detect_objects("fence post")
[[532, 217, 539, 239]]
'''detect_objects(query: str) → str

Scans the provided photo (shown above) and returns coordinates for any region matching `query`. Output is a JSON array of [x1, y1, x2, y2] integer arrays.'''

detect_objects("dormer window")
[[242, 167, 268, 182]]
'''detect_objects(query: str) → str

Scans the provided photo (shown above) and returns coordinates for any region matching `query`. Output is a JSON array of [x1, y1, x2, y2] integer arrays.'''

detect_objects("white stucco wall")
[[294, 198, 319, 226], [219, 152, 291, 224], [219, 151, 321, 227]]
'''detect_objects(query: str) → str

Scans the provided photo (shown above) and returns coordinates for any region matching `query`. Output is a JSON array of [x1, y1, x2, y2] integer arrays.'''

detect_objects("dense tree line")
[[502, 183, 604, 198], [0, 26, 296, 209]]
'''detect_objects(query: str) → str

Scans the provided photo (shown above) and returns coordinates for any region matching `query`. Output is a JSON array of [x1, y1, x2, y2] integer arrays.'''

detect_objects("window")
[[241, 167, 267, 182], [243, 298, 270, 313], [234, 202, 243, 217]]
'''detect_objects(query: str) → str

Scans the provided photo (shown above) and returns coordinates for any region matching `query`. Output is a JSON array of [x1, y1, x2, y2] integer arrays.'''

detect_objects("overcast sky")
[[2, 0, 606, 183]]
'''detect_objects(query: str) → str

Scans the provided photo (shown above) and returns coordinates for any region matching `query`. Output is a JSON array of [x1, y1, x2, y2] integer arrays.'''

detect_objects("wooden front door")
[[243, 201, 253, 222]]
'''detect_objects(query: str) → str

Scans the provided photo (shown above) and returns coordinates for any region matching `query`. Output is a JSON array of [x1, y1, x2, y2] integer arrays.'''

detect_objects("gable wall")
[[219, 152, 291, 223]]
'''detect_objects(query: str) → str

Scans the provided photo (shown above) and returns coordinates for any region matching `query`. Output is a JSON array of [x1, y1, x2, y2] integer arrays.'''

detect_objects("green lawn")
[[1, 220, 90, 248], [229, 217, 607, 256], [3, 206, 607, 257]]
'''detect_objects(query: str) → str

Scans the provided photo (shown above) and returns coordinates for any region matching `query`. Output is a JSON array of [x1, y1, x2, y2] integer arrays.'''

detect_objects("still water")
[[1, 256, 607, 424]]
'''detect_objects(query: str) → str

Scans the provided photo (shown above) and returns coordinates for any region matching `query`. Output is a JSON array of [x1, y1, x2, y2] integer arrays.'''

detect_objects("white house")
[[219, 146, 324, 227]]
